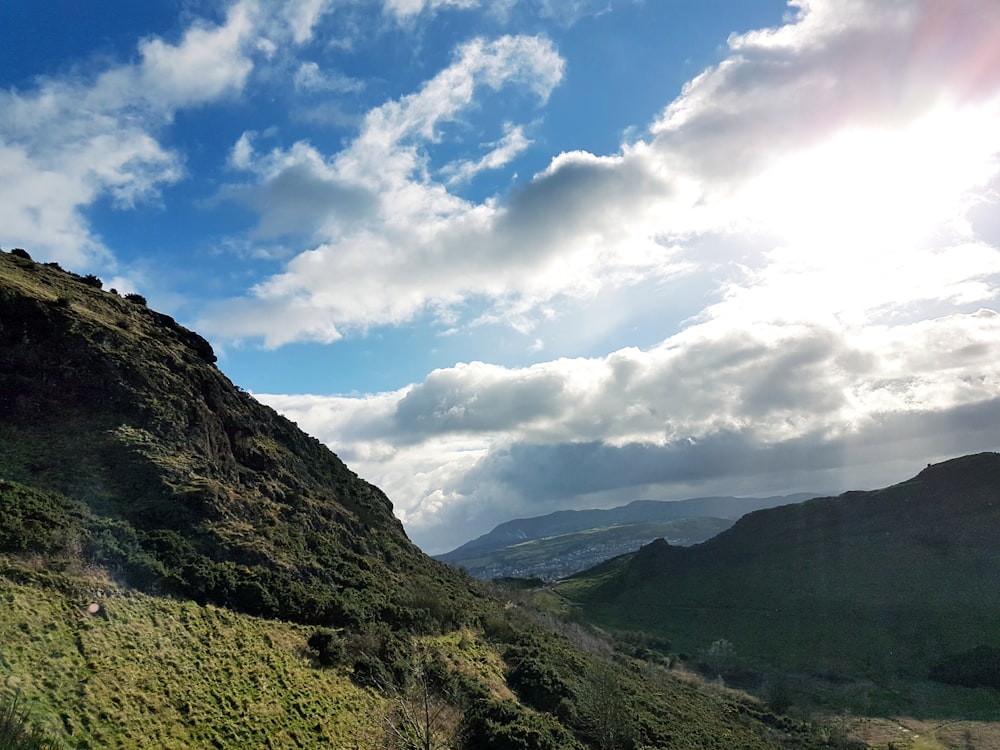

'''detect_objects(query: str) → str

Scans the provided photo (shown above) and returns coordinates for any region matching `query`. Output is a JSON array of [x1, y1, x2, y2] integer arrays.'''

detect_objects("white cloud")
[[238, 0, 1000, 550], [205, 0, 1000, 350], [283, 0, 335, 44], [293, 62, 364, 93], [442, 123, 531, 184], [382, 0, 480, 21], [137, 1, 255, 108], [260, 306, 1000, 551], [0, 1, 261, 268], [203, 34, 569, 344]]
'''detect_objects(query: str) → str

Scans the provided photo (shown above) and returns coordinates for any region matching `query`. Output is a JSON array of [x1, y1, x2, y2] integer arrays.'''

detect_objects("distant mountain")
[[438, 494, 818, 579], [557, 453, 1000, 687]]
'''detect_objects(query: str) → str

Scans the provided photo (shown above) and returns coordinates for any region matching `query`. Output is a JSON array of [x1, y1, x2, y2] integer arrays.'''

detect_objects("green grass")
[[0, 559, 384, 748]]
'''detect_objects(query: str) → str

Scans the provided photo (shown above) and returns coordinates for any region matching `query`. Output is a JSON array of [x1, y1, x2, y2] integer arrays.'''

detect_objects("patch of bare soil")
[[829, 716, 1000, 749]]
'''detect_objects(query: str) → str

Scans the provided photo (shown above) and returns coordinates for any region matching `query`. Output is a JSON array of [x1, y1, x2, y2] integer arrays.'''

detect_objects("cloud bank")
[[246, 0, 1000, 551], [5, 0, 999, 553]]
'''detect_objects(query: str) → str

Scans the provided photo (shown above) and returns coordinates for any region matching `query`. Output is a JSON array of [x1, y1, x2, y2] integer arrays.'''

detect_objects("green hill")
[[0, 249, 856, 748], [439, 494, 817, 561], [556, 453, 1000, 717]]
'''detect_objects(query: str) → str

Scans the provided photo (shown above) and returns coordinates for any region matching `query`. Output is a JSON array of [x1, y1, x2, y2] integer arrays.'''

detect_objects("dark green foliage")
[[613, 630, 673, 664], [80, 274, 102, 288], [308, 627, 346, 667], [0, 692, 58, 750], [505, 643, 573, 715], [573, 663, 638, 750], [559, 452, 1000, 700], [764, 676, 794, 713], [0, 481, 87, 556], [460, 699, 582, 750], [0, 253, 484, 634], [930, 645, 1000, 689], [124, 292, 147, 305], [9, 248, 31, 260], [347, 623, 414, 690]]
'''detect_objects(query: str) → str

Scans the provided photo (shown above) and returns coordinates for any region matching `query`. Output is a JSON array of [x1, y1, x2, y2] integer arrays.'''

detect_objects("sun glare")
[[745, 106, 999, 255]]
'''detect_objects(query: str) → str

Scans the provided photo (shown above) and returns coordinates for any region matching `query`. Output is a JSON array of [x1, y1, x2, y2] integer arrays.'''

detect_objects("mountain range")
[[438, 494, 819, 580]]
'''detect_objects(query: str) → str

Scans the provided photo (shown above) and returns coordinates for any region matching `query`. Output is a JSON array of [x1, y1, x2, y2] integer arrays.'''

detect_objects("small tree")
[[382, 660, 463, 750], [9, 248, 31, 260], [575, 664, 637, 750]]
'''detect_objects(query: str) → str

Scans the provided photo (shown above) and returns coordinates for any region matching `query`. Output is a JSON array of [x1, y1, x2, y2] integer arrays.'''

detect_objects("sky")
[[2, 0, 1000, 554]]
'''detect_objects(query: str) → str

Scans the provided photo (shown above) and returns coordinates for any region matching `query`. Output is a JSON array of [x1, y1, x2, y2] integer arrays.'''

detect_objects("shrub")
[[80, 274, 103, 289], [0, 692, 59, 750], [460, 698, 582, 750], [124, 293, 147, 306], [308, 628, 346, 667], [9, 248, 31, 260], [350, 626, 413, 690], [504, 644, 572, 714]]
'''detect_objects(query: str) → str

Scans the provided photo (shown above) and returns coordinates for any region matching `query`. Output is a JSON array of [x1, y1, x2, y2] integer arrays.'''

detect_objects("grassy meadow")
[[1, 559, 385, 749]]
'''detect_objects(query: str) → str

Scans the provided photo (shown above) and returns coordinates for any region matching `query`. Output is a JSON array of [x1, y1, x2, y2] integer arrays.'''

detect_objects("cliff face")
[[0, 251, 468, 627]]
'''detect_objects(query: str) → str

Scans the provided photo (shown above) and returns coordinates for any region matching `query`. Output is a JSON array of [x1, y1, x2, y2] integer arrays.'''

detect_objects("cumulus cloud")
[[136, 2, 255, 108], [204, 0, 1000, 349], [0, 1, 260, 268], [259, 307, 1000, 551], [203, 34, 569, 345], [212, 0, 1000, 550]]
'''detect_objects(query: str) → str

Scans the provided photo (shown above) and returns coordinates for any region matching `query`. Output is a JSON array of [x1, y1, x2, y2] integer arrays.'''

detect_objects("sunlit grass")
[[0, 559, 384, 748]]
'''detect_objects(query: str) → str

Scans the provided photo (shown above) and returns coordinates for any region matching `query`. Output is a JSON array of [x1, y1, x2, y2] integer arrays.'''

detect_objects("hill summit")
[[0, 249, 469, 627]]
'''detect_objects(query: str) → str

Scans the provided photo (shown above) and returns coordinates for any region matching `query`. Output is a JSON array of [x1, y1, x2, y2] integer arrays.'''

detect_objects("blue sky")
[[3, 0, 1000, 553]]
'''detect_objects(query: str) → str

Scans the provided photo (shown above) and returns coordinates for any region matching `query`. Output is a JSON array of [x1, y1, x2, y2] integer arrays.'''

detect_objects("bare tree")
[[381, 659, 463, 750]]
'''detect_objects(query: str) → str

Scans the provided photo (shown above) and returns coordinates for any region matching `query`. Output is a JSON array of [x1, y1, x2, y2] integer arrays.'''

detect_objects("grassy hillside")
[[1, 557, 865, 749], [0, 249, 479, 630], [1, 559, 384, 748], [556, 453, 1000, 718]]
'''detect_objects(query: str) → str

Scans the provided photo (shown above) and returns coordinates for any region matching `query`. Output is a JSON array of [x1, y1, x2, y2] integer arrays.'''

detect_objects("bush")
[[460, 698, 582, 750], [124, 293, 147, 306], [9, 248, 31, 260], [346, 624, 413, 690], [308, 628, 346, 667], [505, 645, 572, 714], [80, 274, 103, 289]]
